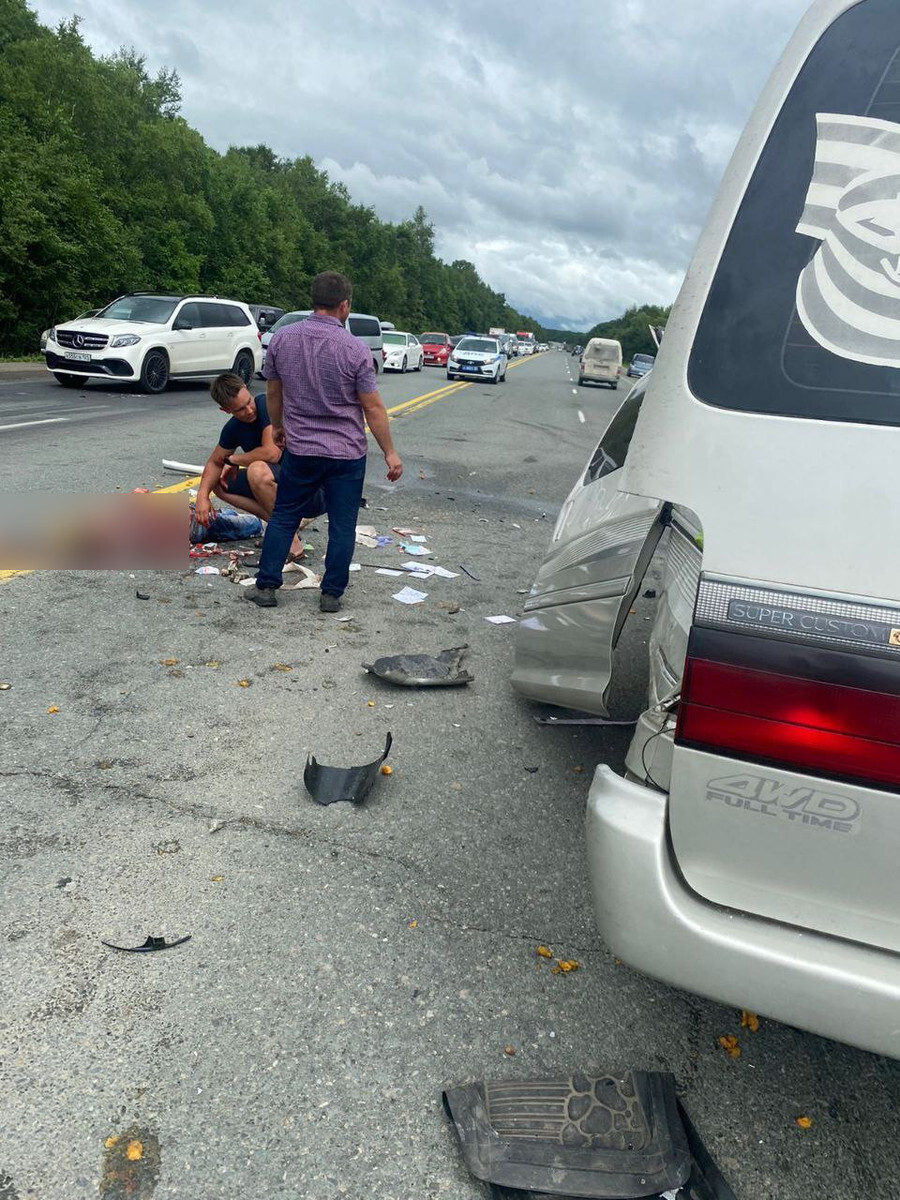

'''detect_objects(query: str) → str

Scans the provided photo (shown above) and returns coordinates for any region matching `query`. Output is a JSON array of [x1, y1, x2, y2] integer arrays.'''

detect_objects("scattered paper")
[[401, 543, 430, 556], [485, 615, 517, 624], [392, 527, 417, 536], [375, 536, 393, 547], [392, 586, 428, 605], [195, 565, 220, 575], [409, 535, 428, 543], [290, 565, 320, 590], [238, 577, 257, 587], [430, 566, 459, 579], [376, 568, 403, 577], [356, 525, 378, 537], [402, 561, 436, 576], [349, 563, 362, 572]]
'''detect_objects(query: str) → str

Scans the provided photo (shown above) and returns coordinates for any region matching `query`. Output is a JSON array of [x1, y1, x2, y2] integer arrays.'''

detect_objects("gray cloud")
[[31, 0, 810, 328]]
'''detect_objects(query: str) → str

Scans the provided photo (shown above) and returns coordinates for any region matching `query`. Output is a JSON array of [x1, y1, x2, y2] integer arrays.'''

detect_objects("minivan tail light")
[[676, 637, 900, 790]]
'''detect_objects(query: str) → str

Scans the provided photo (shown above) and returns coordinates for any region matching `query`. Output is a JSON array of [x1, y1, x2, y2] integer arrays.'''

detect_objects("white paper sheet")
[[484, 615, 517, 624], [376, 568, 403, 577], [392, 586, 428, 605]]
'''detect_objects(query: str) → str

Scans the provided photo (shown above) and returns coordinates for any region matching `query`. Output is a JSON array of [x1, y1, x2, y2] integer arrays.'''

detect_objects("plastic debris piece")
[[125, 1140, 143, 1161], [504, 1045, 516, 1056], [536, 945, 554, 959], [381, 764, 393, 775], [237, 679, 252, 688], [410, 535, 428, 543], [195, 565, 220, 575], [644, 588, 658, 598], [551, 959, 580, 974], [524, 766, 539, 773], [304, 732, 393, 806], [362, 645, 473, 688], [160, 658, 178, 666], [135, 590, 150, 600], [210, 875, 224, 883], [485, 615, 517, 625], [355, 524, 379, 548], [392, 586, 428, 605], [46, 706, 59, 714], [0, 683, 11, 691], [401, 543, 430, 556], [740, 1009, 760, 1033], [102, 934, 191, 953], [795, 1116, 812, 1129], [271, 663, 293, 672], [367, 700, 376, 707]]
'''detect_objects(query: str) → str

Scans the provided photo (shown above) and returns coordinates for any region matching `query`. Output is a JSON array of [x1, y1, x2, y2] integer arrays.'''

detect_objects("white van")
[[578, 338, 622, 388], [512, 0, 900, 1059]]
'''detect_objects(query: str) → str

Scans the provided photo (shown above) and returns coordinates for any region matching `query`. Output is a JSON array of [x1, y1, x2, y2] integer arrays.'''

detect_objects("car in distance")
[[260, 310, 384, 376], [579, 338, 623, 389], [570, 344, 583, 356], [382, 331, 424, 372], [627, 353, 656, 378], [446, 336, 507, 384], [44, 294, 262, 393], [419, 332, 452, 367], [247, 303, 285, 331]]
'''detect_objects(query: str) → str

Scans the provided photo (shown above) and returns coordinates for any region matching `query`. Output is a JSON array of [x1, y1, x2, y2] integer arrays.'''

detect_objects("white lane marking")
[[578, 410, 586, 423], [0, 417, 69, 432], [0, 405, 111, 422]]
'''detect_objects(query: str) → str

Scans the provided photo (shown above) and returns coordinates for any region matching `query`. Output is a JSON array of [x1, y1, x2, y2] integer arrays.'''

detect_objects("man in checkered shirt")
[[249, 272, 403, 612]]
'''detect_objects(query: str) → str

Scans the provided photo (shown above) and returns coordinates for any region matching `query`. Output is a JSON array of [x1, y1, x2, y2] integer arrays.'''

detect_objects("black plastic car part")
[[304, 732, 392, 806], [102, 935, 191, 953], [443, 1072, 691, 1199], [362, 646, 473, 687]]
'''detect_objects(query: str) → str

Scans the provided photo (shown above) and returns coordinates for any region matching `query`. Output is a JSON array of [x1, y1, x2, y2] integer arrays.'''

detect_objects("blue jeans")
[[255, 451, 366, 596]]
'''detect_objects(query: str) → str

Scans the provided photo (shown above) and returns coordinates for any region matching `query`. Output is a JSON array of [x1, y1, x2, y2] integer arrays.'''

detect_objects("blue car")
[[627, 353, 655, 378]]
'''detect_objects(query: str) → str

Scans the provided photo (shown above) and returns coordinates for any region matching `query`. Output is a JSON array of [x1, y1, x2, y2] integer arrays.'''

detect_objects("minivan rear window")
[[689, 0, 900, 426], [348, 317, 381, 338]]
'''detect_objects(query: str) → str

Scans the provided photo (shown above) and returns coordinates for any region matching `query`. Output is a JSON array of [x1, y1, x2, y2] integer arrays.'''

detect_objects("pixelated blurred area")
[[0, 493, 187, 570]]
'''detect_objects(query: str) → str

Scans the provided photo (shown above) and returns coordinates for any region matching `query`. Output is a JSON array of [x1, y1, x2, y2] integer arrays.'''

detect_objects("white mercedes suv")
[[44, 293, 263, 393]]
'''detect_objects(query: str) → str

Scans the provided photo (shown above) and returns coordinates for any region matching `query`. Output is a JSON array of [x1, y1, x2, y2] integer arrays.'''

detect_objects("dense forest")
[[585, 304, 671, 361], [0, 0, 547, 354]]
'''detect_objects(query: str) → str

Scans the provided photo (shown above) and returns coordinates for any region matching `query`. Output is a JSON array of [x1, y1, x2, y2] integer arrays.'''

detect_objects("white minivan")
[[512, 0, 900, 1059]]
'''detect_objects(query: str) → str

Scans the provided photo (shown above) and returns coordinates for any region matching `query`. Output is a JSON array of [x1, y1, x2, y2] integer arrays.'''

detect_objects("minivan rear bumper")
[[586, 764, 900, 1059]]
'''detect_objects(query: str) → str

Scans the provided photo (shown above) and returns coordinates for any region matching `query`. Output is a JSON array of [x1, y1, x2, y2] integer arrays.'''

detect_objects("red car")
[[419, 332, 451, 366]]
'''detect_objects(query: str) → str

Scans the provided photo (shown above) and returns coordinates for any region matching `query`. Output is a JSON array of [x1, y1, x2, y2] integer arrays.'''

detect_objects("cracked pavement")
[[2, 356, 899, 1198]]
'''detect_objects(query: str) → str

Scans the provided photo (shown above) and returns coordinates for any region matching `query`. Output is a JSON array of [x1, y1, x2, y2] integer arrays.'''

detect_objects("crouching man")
[[194, 373, 320, 560]]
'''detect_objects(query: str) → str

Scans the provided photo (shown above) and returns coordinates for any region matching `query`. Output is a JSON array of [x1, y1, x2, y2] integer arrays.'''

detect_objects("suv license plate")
[[65, 351, 91, 362]]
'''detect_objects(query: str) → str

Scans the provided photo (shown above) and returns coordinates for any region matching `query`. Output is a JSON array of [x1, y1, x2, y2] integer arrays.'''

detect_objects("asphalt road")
[[2, 351, 899, 1199]]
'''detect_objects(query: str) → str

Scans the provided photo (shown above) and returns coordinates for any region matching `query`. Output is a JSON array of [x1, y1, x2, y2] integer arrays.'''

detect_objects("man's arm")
[[220, 427, 281, 468], [358, 390, 403, 481], [194, 445, 232, 526], [266, 379, 285, 450]]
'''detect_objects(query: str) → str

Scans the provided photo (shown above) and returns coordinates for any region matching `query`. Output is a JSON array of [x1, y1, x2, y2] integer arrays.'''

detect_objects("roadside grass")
[[0, 353, 43, 363]]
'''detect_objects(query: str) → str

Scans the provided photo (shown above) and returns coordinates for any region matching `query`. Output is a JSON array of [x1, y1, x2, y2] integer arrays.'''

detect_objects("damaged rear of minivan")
[[512, 0, 900, 1059]]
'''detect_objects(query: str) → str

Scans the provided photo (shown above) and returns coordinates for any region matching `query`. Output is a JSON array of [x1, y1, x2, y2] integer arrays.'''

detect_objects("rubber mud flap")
[[304, 732, 392, 806], [362, 645, 473, 687], [443, 1071, 691, 1198]]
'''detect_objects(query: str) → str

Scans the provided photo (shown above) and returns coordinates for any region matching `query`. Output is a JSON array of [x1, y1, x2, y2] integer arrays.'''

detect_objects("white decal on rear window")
[[796, 112, 900, 367]]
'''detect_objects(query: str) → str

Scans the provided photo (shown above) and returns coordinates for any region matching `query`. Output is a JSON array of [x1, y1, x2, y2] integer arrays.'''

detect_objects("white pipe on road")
[[162, 459, 204, 474]]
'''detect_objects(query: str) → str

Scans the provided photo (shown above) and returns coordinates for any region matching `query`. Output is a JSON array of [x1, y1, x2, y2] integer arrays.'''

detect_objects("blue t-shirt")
[[218, 393, 271, 454]]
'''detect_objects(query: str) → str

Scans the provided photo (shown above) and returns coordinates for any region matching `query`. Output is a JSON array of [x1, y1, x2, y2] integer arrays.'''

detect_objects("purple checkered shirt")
[[263, 313, 377, 458]]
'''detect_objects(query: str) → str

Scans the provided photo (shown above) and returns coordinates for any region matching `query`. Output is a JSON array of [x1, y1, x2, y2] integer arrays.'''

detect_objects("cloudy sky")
[[32, 0, 810, 329]]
